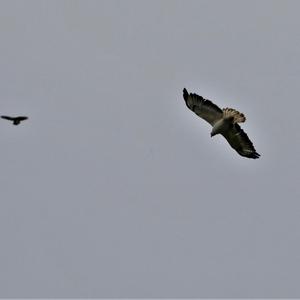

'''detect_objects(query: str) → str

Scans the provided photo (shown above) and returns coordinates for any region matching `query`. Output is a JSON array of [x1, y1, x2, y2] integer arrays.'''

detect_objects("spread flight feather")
[[183, 88, 260, 159]]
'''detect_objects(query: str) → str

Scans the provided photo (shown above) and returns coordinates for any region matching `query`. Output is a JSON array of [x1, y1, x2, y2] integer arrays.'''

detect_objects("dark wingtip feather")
[[238, 150, 260, 159], [183, 88, 189, 100], [248, 152, 261, 159]]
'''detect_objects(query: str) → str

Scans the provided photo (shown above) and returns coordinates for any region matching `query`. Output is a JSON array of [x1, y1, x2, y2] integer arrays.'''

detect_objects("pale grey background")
[[0, 0, 299, 297]]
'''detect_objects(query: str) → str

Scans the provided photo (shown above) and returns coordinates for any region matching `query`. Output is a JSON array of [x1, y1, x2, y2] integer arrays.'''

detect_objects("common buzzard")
[[183, 88, 260, 159], [1, 115, 28, 125]]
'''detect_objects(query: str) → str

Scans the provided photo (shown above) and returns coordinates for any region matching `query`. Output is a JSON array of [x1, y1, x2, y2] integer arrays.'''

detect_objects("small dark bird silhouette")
[[1, 115, 28, 125]]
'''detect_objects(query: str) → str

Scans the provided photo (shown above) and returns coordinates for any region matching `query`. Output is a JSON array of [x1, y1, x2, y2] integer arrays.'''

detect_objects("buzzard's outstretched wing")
[[221, 124, 260, 159], [1, 115, 14, 121], [183, 88, 223, 126], [15, 116, 28, 121]]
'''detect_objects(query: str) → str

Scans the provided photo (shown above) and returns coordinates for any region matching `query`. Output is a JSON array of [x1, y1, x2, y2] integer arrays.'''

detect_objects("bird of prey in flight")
[[1, 115, 28, 125], [183, 88, 260, 159]]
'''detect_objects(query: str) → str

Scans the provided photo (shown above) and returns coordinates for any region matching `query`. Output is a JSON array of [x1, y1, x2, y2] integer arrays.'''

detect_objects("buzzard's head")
[[210, 120, 224, 137], [210, 128, 217, 137]]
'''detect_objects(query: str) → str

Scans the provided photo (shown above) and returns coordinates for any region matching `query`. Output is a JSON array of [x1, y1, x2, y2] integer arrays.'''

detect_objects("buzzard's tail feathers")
[[223, 108, 246, 123]]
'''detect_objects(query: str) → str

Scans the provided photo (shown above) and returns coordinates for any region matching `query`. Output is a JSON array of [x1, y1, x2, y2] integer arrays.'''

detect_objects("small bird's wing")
[[1, 115, 14, 121], [221, 124, 260, 159], [183, 88, 223, 126], [16, 116, 28, 121]]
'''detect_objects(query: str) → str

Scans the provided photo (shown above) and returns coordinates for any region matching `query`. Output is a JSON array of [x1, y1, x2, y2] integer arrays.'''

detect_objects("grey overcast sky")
[[0, 0, 299, 297]]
